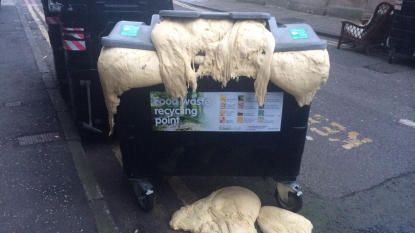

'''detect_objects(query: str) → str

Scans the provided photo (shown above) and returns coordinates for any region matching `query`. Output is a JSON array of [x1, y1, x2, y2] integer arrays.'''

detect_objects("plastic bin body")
[[101, 14, 326, 181], [118, 79, 309, 181], [389, 0, 415, 57], [59, 0, 173, 132]]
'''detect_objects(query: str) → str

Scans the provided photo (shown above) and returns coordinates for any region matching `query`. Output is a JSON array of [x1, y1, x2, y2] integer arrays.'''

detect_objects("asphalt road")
[[16, 0, 415, 232]]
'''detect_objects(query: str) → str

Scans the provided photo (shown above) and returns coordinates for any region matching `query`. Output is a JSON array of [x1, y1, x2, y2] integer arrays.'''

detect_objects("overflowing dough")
[[97, 48, 162, 133], [257, 206, 313, 233], [169, 186, 261, 233], [151, 18, 275, 107], [270, 50, 330, 107], [98, 18, 330, 133]]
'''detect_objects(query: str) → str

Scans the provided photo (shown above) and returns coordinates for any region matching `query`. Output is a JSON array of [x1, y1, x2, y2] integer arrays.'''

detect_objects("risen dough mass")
[[151, 18, 275, 107], [97, 18, 330, 133], [257, 206, 313, 233], [170, 186, 261, 233]]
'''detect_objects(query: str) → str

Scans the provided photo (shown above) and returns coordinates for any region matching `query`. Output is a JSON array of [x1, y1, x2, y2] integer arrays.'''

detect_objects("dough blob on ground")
[[98, 19, 330, 133], [170, 186, 261, 233], [257, 206, 313, 233]]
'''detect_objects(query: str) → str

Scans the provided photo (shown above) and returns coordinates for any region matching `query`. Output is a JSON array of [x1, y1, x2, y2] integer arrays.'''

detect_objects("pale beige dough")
[[270, 49, 330, 107], [151, 18, 275, 106], [98, 19, 330, 133], [170, 186, 261, 233], [257, 206, 313, 233], [97, 47, 162, 134]]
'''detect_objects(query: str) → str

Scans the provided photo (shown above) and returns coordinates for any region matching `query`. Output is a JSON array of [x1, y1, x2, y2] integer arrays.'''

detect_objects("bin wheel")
[[274, 189, 303, 213], [132, 180, 154, 212], [137, 191, 154, 212]]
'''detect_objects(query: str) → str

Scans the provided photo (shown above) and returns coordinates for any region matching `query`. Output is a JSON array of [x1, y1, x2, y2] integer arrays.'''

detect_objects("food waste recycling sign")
[[150, 92, 283, 132]]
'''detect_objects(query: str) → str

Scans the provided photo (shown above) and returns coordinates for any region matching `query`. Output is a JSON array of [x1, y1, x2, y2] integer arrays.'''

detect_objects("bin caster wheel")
[[274, 189, 303, 213], [132, 180, 154, 212], [274, 182, 303, 213], [137, 191, 154, 212]]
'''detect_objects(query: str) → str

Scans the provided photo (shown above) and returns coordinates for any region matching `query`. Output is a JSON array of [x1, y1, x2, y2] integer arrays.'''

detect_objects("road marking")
[[32, 2, 46, 23], [399, 119, 415, 129], [24, 0, 50, 44], [310, 121, 346, 136], [309, 114, 372, 149], [173, 0, 208, 11], [342, 131, 372, 150]]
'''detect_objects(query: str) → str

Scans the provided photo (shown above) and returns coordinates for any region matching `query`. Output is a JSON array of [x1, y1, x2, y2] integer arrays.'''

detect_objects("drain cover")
[[17, 132, 61, 146], [364, 63, 400, 74], [5, 101, 22, 107], [278, 17, 306, 23]]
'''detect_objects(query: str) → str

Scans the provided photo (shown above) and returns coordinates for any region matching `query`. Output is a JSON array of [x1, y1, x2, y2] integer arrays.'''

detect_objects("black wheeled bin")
[[59, 0, 173, 134], [101, 11, 327, 212], [388, 0, 415, 63], [40, 0, 69, 100]]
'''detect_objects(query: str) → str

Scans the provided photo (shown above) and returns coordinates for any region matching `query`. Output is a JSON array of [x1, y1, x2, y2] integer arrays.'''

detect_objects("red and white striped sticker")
[[46, 17, 59, 25], [63, 40, 86, 51], [63, 32, 85, 39], [62, 27, 85, 32]]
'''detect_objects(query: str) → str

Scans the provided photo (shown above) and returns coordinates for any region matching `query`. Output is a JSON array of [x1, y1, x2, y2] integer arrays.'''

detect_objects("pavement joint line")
[[47, 88, 68, 112], [174, 0, 208, 12], [167, 176, 199, 205], [175, 0, 222, 12], [42, 73, 58, 89], [14, 1, 119, 232], [399, 119, 415, 129], [57, 111, 82, 141]]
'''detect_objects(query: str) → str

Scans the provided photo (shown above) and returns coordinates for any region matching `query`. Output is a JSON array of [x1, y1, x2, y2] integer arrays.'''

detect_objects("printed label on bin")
[[289, 28, 309, 39], [121, 25, 140, 36], [150, 92, 283, 132]]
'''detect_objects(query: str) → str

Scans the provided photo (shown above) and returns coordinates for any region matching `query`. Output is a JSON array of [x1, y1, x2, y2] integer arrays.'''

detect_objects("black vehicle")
[[388, 0, 415, 63], [40, 0, 69, 100], [59, 0, 174, 134]]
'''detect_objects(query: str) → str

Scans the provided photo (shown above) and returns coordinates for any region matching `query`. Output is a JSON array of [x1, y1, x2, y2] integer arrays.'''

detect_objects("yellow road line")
[[32, 3, 46, 24], [26, 3, 50, 44]]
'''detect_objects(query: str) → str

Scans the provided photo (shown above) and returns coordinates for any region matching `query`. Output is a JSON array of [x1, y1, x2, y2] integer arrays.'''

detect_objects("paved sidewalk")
[[0, 1, 114, 232], [177, 0, 346, 39]]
